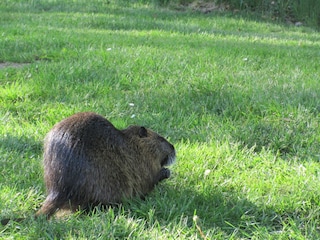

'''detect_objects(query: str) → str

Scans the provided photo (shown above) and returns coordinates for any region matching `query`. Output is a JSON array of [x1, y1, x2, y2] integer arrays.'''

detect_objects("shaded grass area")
[[1, 0, 320, 238]]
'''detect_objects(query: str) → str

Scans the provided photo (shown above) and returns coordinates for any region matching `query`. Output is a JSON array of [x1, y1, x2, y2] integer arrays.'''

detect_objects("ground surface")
[[1, 0, 320, 239]]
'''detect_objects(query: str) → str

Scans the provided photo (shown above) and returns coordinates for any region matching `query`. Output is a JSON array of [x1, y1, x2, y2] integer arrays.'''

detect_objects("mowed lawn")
[[1, 0, 320, 239]]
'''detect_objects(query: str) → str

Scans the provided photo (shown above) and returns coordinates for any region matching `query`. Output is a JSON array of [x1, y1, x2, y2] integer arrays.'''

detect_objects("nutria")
[[1, 112, 175, 225]]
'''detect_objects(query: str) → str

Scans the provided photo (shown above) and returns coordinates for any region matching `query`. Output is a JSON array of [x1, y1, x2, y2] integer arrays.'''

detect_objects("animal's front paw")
[[159, 168, 171, 181]]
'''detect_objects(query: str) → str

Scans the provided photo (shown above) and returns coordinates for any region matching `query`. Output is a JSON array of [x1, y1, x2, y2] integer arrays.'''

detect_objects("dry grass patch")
[[0, 62, 29, 69]]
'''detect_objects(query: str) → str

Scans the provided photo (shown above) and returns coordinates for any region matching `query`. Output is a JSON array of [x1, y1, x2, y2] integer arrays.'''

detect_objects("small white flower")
[[129, 103, 135, 107], [204, 169, 211, 177], [107, 48, 112, 51], [243, 57, 248, 61], [131, 114, 136, 118], [193, 215, 199, 222]]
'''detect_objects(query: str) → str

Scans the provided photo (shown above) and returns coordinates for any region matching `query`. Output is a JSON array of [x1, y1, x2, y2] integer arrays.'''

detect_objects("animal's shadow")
[[122, 184, 283, 238]]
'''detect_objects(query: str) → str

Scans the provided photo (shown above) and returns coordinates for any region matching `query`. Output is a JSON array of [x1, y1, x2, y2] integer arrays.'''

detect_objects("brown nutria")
[[1, 112, 175, 225]]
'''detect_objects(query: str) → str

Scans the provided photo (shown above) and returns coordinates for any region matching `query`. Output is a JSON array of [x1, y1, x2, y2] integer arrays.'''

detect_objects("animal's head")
[[122, 126, 176, 180]]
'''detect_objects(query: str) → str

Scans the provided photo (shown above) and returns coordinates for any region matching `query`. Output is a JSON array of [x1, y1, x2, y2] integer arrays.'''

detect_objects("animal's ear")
[[139, 126, 148, 138]]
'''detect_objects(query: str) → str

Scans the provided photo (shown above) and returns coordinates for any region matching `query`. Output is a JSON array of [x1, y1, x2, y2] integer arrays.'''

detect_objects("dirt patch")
[[188, 1, 229, 13], [0, 62, 30, 69]]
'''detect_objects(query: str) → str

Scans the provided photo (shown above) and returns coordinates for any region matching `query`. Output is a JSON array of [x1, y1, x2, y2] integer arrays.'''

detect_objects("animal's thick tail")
[[1, 193, 68, 225], [35, 194, 62, 218], [1, 197, 59, 226], [1, 217, 24, 225]]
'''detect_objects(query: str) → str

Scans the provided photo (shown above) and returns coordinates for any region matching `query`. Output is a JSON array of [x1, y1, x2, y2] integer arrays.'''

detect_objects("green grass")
[[1, 0, 320, 239]]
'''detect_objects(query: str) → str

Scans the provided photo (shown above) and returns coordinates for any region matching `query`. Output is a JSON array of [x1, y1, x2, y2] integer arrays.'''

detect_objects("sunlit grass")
[[1, 0, 320, 239]]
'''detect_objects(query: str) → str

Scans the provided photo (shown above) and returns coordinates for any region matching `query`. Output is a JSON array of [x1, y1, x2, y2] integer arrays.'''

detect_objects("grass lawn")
[[1, 0, 320, 239]]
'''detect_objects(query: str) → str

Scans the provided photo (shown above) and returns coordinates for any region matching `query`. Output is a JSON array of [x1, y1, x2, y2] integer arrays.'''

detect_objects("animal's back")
[[42, 112, 128, 212]]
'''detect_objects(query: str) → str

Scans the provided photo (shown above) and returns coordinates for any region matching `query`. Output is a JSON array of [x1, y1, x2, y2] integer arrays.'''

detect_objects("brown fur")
[[35, 112, 176, 219], [1, 112, 175, 225]]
